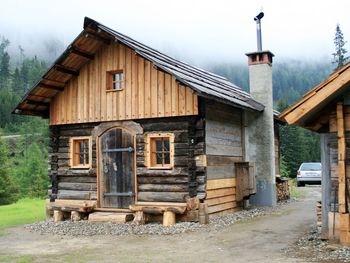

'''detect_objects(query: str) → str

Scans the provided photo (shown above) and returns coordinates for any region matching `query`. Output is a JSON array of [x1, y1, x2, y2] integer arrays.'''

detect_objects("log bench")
[[47, 200, 96, 222], [129, 202, 187, 226]]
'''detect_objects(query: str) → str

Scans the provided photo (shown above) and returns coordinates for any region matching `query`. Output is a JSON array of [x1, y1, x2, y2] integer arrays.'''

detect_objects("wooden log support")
[[198, 203, 209, 224], [337, 102, 347, 213], [163, 211, 176, 226], [71, 211, 81, 221], [133, 211, 146, 225], [53, 210, 64, 222]]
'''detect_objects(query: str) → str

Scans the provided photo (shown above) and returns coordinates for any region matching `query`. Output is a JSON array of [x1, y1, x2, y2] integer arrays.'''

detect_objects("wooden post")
[[337, 102, 346, 213], [71, 211, 81, 221], [133, 211, 146, 225], [163, 211, 176, 226], [53, 210, 64, 222], [199, 203, 209, 224]]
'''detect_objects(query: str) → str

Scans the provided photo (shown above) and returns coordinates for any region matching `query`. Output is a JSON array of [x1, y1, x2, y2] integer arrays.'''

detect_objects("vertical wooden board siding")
[[171, 76, 179, 116], [151, 66, 158, 118], [186, 88, 193, 115], [106, 46, 113, 121], [157, 71, 165, 116], [131, 52, 138, 119], [49, 43, 199, 125], [125, 48, 132, 119], [164, 74, 172, 116], [178, 85, 186, 115], [138, 57, 145, 118], [119, 45, 126, 120], [144, 60, 151, 118]]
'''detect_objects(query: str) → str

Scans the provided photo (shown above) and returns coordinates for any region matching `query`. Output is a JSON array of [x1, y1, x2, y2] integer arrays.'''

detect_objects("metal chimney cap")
[[254, 12, 264, 21]]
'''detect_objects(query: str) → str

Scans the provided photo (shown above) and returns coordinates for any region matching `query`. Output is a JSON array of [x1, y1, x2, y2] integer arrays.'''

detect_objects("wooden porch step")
[[88, 212, 134, 223]]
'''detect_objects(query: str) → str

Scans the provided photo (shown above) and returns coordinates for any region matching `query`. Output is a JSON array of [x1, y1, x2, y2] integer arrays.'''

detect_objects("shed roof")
[[280, 62, 350, 130], [13, 17, 265, 118]]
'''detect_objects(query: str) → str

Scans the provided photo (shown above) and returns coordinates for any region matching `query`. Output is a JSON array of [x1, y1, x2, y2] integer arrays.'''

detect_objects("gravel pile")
[[25, 203, 288, 237], [283, 229, 350, 262]]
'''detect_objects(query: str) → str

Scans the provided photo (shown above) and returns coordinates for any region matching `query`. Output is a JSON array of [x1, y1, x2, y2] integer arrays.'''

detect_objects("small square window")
[[146, 133, 174, 169], [107, 70, 124, 91], [70, 137, 91, 168]]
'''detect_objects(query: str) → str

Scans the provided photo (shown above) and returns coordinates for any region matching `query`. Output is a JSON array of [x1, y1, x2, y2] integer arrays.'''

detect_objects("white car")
[[297, 162, 322, 187]]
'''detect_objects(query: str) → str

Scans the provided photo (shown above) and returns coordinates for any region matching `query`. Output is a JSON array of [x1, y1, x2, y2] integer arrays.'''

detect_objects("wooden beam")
[[38, 83, 64, 91], [337, 102, 347, 213], [25, 99, 50, 107], [69, 46, 94, 60], [84, 31, 111, 45], [54, 64, 79, 76]]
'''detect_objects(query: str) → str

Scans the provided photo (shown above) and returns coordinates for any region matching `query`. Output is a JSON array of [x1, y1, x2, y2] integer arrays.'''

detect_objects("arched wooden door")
[[100, 128, 135, 208]]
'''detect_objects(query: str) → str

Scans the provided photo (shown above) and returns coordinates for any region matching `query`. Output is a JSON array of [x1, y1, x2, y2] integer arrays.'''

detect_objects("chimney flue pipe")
[[254, 12, 264, 51]]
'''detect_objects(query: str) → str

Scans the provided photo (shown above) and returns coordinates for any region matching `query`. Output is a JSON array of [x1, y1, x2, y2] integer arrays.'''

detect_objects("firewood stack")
[[316, 201, 322, 232], [276, 176, 290, 202]]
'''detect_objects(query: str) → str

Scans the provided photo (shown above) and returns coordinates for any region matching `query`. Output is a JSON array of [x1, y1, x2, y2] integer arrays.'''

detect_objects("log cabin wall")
[[49, 42, 198, 125], [203, 100, 243, 216], [49, 123, 99, 202], [136, 116, 205, 203]]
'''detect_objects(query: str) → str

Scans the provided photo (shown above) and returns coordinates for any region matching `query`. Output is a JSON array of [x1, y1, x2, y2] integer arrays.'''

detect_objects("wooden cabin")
[[280, 63, 350, 246], [14, 17, 281, 225]]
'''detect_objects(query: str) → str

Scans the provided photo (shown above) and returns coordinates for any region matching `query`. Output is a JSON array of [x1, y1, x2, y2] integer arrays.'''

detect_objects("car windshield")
[[300, 163, 321, 171]]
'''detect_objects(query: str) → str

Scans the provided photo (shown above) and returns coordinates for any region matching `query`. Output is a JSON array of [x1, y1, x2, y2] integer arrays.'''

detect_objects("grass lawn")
[[0, 198, 46, 232]]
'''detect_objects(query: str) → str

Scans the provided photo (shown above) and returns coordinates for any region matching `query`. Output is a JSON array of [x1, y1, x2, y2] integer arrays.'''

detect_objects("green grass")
[[0, 198, 46, 232], [289, 179, 306, 199]]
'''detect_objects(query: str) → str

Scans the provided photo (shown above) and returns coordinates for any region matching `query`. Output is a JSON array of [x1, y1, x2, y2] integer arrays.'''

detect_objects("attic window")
[[107, 70, 124, 91]]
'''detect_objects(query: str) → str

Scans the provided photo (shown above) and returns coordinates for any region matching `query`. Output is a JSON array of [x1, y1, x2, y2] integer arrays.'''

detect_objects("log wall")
[[49, 123, 98, 201], [50, 42, 198, 125], [136, 116, 205, 203]]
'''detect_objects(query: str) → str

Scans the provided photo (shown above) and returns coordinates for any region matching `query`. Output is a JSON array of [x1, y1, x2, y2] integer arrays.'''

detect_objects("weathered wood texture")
[[49, 124, 98, 201], [205, 178, 237, 215], [274, 124, 281, 175], [136, 117, 205, 203], [235, 162, 256, 202], [50, 43, 198, 125]]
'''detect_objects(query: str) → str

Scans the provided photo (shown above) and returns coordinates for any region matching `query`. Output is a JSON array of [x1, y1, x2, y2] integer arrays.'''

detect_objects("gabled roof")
[[14, 17, 264, 117], [280, 62, 350, 129]]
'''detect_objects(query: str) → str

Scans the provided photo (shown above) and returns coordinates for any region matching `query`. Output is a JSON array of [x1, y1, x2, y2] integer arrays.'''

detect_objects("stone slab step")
[[88, 212, 134, 223]]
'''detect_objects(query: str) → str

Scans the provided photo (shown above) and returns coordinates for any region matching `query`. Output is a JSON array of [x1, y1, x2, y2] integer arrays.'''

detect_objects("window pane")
[[164, 152, 170, 164], [156, 139, 162, 152], [163, 139, 170, 151], [156, 152, 162, 164]]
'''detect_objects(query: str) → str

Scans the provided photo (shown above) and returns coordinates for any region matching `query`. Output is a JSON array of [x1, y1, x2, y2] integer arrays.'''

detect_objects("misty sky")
[[1, 0, 350, 65]]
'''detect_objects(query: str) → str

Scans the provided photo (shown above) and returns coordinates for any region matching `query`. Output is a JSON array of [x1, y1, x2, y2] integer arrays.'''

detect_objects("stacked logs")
[[276, 177, 290, 202], [316, 201, 322, 232]]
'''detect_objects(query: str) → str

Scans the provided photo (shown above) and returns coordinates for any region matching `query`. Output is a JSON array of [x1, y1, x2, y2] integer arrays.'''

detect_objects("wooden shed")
[[280, 63, 350, 245], [14, 17, 281, 225]]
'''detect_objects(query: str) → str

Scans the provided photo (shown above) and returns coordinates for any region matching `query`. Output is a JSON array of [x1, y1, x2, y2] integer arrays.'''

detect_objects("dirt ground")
[[0, 187, 321, 263]]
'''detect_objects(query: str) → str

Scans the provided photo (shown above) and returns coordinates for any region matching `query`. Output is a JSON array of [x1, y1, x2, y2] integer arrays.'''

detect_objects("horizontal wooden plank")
[[137, 176, 188, 184], [205, 194, 236, 206], [58, 182, 97, 191], [206, 155, 243, 166], [136, 201, 187, 207], [48, 199, 97, 207], [57, 190, 97, 200], [206, 187, 235, 199], [138, 184, 187, 192], [207, 178, 236, 190], [206, 166, 235, 180], [208, 201, 237, 214], [138, 191, 188, 202], [209, 207, 240, 217]]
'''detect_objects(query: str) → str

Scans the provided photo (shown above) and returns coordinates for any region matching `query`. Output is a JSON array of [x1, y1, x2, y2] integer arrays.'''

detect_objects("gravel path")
[[25, 203, 290, 236]]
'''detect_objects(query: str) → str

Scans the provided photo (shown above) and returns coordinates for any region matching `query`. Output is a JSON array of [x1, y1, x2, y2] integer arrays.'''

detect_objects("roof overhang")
[[279, 62, 350, 132]]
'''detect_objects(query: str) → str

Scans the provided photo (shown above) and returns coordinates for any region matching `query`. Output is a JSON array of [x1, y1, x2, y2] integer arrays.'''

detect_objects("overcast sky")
[[1, 0, 350, 65]]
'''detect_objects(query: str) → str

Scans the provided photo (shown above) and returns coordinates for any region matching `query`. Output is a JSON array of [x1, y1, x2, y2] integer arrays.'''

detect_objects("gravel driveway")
[[0, 186, 341, 263]]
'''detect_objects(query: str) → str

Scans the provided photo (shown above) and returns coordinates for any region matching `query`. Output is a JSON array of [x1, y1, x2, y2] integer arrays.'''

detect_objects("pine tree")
[[332, 24, 349, 69], [0, 137, 19, 205]]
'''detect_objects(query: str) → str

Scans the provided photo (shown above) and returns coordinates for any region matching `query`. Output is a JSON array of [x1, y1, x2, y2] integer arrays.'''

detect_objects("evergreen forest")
[[0, 30, 340, 205]]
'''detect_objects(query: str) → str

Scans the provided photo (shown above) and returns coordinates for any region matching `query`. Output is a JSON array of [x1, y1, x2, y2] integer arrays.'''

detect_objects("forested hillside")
[[0, 33, 334, 204]]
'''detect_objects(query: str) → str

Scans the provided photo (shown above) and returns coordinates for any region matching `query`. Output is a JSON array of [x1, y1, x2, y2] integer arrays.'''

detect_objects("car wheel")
[[297, 181, 304, 187]]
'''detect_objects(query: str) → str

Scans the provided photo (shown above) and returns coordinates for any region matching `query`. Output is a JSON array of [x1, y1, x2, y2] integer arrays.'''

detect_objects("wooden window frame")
[[70, 136, 92, 169], [145, 133, 174, 170], [106, 70, 124, 92]]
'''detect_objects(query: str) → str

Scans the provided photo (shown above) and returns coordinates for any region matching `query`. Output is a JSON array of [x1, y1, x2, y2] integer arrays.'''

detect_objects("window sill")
[[147, 166, 173, 170], [106, 89, 123, 92]]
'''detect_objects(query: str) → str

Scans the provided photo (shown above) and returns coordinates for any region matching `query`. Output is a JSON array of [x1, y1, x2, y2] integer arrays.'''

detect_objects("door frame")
[[93, 121, 143, 208]]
